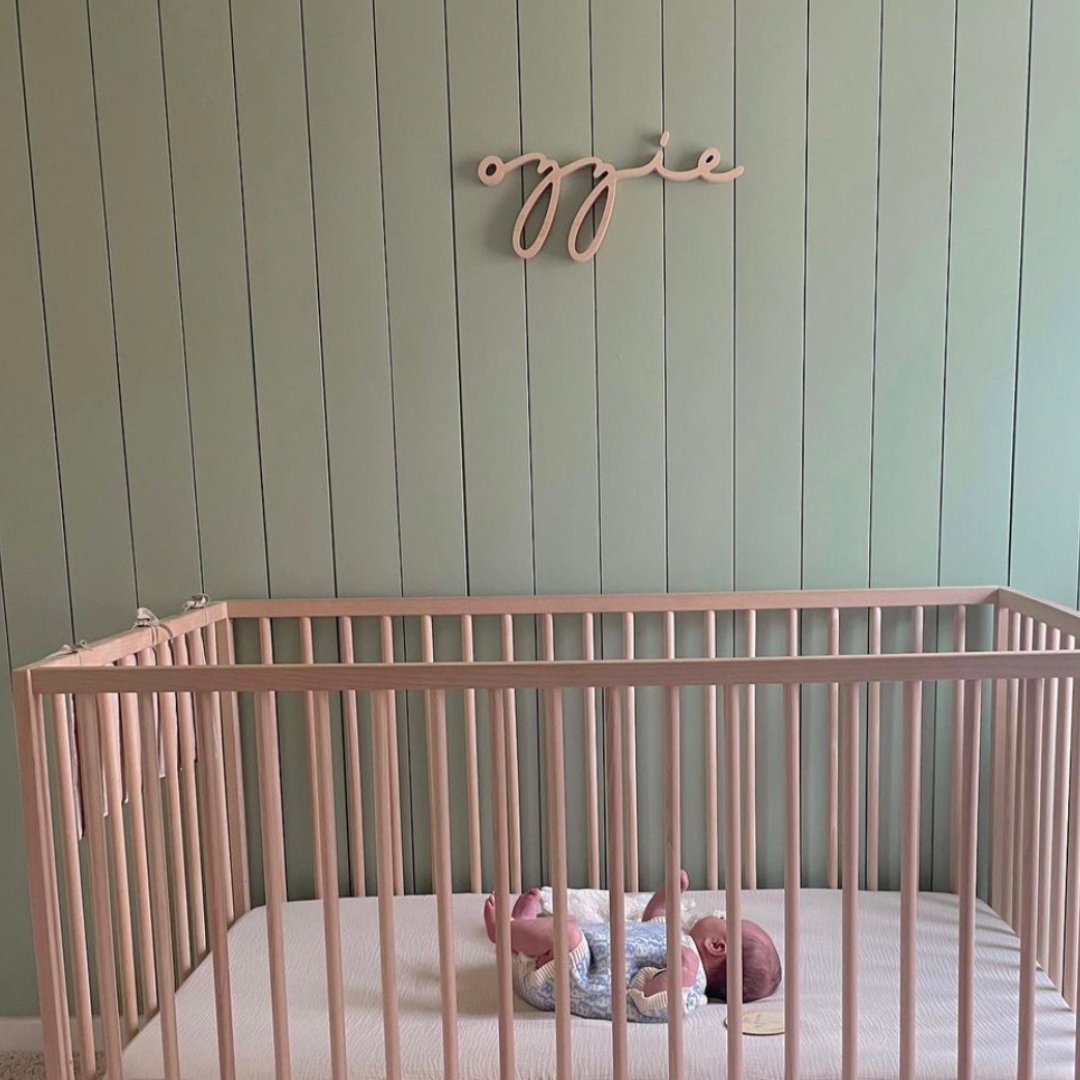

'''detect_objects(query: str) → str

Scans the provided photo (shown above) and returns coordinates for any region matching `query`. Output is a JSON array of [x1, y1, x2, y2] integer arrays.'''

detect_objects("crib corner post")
[[13, 669, 74, 1080]]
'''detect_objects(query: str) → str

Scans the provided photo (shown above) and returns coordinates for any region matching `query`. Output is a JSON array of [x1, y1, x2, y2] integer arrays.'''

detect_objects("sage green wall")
[[1, 0, 1078, 1018]]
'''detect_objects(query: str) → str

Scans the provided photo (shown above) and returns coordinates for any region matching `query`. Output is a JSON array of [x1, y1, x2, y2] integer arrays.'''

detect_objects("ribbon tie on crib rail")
[[183, 593, 210, 611]]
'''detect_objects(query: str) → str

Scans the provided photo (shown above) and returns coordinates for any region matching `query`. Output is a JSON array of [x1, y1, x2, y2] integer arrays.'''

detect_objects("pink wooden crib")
[[13, 586, 1080, 1080]]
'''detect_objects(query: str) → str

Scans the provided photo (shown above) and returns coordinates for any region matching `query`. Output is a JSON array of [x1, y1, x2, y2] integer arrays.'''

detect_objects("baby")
[[484, 870, 781, 1023]]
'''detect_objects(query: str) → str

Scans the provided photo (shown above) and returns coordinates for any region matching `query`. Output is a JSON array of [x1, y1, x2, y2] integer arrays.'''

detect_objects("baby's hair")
[[707, 924, 782, 1003]]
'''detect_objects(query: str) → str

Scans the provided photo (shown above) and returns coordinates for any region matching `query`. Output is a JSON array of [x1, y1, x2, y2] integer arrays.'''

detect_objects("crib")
[[13, 585, 1080, 1080]]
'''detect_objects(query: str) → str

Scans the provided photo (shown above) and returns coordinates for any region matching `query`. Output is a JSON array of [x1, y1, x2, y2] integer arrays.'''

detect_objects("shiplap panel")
[[871, 0, 956, 888], [934, 0, 1029, 893], [1011, 0, 1080, 609], [88, 0, 202, 613], [159, 0, 268, 600], [734, 0, 807, 888], [663, 0, 736, 887], [593, 0, 667, 891], [800, 0, 880, 889], [18, 0, 136, 639], [231, 0, 339, 898], [0, 3, 68, 1014], [518, 0, 602, 888]]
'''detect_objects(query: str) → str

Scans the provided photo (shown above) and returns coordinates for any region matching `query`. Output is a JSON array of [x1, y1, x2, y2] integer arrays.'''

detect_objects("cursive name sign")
[[478, 131, 743, 263]]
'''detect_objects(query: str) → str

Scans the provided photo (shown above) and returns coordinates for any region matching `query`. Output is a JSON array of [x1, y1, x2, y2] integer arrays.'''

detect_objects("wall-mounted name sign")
[[478, 131, 742, 263]]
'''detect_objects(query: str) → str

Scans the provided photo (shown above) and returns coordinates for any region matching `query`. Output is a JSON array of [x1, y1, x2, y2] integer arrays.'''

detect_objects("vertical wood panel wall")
[[0, 0, 1076, 1015]]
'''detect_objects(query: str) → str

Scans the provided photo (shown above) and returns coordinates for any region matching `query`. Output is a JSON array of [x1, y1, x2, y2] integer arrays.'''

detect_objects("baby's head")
[[689, 915, 781, 1002]]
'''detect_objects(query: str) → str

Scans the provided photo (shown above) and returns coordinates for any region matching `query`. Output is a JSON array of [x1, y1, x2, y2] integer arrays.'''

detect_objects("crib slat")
[[866, 606, 882, 891], [1013, 617, 1035, 925], [52, 692, 96, 1071], [1003, 612, 1022, 926], [100, 691, 139, 1039], [725, 684, 744, 1080], [1065, 663, 1080, 1008], [1018, 678, 1044, 1080], [990, 604, 1009, 913], [488, 688, 516, 1080], [75, 694, 125, 1080], [784, 608, 801, 1080], [605, 687, 628, 1080], [313, 692, 347, 1080], [1050, 634, 1074, 987], [154, 644, 193, 974], [582, 612, 601, 889], [215, 619, 251, 917], [499, 613, 523, 893], [254, 687, 292, 1080], [623, 612, 640, 892], [373, 688, 402, 1078], [744, 610, 758, 890], [14, 677, 73, 1080], [900, 679, 922, 1080], [299, 618, 325, 901], [460, 614, 483, 893], [173, 634, 207, 956], [1039, 625, 1056, 970], [705, 610, 720, 891], [118, 658, 157, 1017], [338, 617, 366, 897], [196, 690, 237, 1080], [842, 682, 859, 1080], [957, 679, 981, 1080], [137, 691, 181, 1080], [664, 611, 685, 1080], [427, 689, 460, 1080], [379, 616, 405, 894], [950, 606, 967, 893], [827, 607, 841, 889]]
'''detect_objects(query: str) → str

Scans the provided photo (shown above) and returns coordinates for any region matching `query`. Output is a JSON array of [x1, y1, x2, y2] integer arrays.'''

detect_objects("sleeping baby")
[[484, 870, 781, 1022]]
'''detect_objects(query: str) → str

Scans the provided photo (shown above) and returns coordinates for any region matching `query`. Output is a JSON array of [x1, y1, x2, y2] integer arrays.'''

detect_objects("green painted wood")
[[1010, 0, 1080, 609], [933, 0, 1029, 892], [18, 0, 137, 639], [444, 0, 542, 889], [88, 0, 202, 613], [871, 0, 956, 889], [0, 3, 69, 1015], [518, 0, 602, 888], [592, 0, 667, 890], [800, 0, 879, 889], [231, 0, 337, 898], [158, 0, 268, 601], [734, 0, 807, 888], [662, 0, 737, 888], [373, 0, 466, 597]]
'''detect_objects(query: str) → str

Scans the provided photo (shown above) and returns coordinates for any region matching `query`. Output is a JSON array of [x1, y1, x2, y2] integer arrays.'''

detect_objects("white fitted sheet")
[[122, 889, 1077, 1080]]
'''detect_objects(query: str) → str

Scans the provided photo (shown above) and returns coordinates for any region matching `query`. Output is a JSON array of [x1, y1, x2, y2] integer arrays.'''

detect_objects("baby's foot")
[[513, 887, 543, 920], [643, 869, 690, 921]]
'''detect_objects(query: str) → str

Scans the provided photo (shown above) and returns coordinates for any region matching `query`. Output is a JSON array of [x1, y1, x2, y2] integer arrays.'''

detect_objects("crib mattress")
[[122, 888, 1077, 1080]]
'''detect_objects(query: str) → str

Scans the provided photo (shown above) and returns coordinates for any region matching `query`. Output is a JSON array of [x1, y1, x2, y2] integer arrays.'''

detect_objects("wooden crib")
[[13, 586, 1080, 1080]]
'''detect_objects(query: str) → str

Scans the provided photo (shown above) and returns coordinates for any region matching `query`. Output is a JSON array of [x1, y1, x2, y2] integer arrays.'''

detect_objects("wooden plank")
[[301, 0, 400, 597], [444, 0, 542, 889], [374, 0, 466, 596], [734, 0, 808, 889], [18, 0, 137, 638], [936, 0, 1029, 898], [231, 0, 336, 898], [158, 0, 268, 599], [800, 0, 879, 889], [870, 0, 955, 890], [1011, 0, 1080, 609]]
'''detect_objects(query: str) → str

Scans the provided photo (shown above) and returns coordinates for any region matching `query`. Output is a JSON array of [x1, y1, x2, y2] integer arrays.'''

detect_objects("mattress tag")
[[725, 1009, 784, 1036]]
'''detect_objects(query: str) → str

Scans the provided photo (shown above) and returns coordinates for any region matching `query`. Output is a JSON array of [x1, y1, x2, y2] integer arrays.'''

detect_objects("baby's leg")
[[641, 946, 700, 998], [643, 869, 690, 921], [484, 889, 581, 961]]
